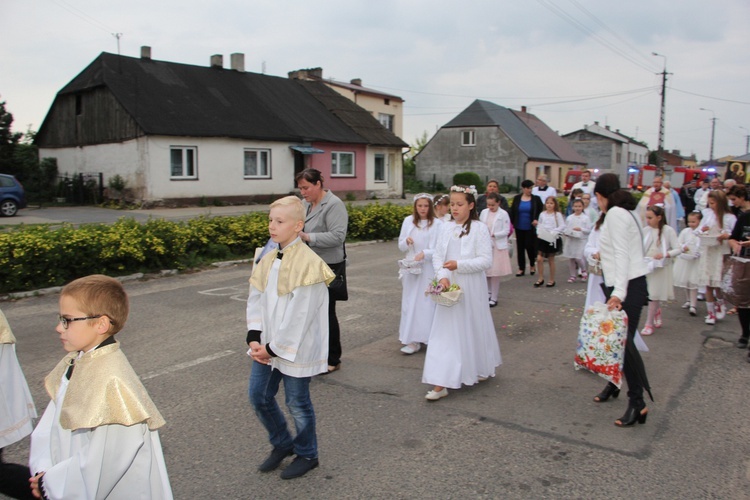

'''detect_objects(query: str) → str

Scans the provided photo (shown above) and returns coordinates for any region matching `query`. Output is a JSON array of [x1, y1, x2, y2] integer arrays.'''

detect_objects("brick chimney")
[[521, 106, 527, 113], [230, 53, 245, 72], [350, 78, 362, 86], [141, 46, 152, 60], [210, 54, 223, 68], [288, 68, 323, 80]]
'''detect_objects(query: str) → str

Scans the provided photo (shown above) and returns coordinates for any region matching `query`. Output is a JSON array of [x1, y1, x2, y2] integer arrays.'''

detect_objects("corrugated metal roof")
[[54, 52, 404, 146]]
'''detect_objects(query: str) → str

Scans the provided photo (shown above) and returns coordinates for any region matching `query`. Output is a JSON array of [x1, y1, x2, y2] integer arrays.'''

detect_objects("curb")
[[0, 240, 385, 302]]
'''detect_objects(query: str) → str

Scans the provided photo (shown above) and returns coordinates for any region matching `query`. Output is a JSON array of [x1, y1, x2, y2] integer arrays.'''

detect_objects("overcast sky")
[[2, 0, 748, 163]]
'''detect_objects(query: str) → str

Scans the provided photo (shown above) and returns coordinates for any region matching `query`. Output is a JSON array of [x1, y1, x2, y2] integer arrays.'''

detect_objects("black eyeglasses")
[[58, 315, 106, 329]]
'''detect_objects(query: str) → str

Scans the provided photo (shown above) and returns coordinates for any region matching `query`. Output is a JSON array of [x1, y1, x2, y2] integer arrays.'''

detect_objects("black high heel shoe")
[[593, 383, 620, 403], [614, 402, 648, 427]]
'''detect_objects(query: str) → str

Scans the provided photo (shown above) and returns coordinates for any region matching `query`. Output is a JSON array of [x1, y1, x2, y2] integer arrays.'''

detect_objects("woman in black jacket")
[[509, 179, 545, 276]]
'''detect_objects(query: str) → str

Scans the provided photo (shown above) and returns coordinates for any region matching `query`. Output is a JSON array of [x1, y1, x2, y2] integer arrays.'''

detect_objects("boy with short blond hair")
[[29, 274, 172, 499], [247, 195, 334, 479]]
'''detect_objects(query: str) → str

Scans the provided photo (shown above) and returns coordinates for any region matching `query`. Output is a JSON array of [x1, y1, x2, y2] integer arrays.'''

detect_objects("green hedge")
[[0, 203, 412, 294]]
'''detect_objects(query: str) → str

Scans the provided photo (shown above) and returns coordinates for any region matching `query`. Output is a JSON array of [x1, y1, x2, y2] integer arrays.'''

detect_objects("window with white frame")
[[331, 151, 355, 176], [170, 146, 197, 179], [461, 130, 476, 146], [374, 154, 386, 182], [243, 149, 271, 178], [378, 113, 394, 131]]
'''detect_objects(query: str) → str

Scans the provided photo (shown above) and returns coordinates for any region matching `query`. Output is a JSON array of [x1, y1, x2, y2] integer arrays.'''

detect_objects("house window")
[[384, 98, 390, 105], [244, 149, 271, 178], [461, 130, 476, 146], [170, 146, 197, 179], [331, 152, 355, 176], [379, 113, 394, 131], [374, 154, 386, 182]]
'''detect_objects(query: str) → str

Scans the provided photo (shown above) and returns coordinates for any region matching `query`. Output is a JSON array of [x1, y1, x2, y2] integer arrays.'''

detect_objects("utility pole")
[[740, 126, 749, 154], [112, 33, 123, 55], [700, 108, 716, 163], [652, 52, 668, 171]]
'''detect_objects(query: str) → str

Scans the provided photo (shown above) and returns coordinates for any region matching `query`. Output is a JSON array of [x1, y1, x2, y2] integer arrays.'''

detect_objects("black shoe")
[[280, 456, 319, 479], [614, 402, 648, 427], [593, 382, 620, 403], [258, 447, 293, 472], [736, 337, 749, 349]]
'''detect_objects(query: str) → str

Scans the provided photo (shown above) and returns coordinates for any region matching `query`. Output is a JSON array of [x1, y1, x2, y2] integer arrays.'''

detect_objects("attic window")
[[384, 98, 390, 105], [461, 130, 476, 147], [75, 95, 82, 116]]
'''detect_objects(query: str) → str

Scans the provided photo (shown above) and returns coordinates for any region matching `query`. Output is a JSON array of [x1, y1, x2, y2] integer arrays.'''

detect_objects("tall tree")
[[0, 100, 23, 177]]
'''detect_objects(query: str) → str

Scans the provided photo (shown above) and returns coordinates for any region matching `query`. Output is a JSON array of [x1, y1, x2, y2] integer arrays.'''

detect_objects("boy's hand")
[[30, 473, 43, 498], [248, 342, 271, 364]]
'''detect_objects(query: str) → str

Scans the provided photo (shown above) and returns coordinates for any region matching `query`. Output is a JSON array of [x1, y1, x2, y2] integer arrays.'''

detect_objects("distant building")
[[416, 100, 586, 190], [662, 149, 698, 168], [562, 122, 649, 186], [35, 49, 407, 204]]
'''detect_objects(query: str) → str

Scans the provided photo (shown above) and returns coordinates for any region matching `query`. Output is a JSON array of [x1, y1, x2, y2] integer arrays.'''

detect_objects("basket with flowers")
[[425, 277, 463, 307]]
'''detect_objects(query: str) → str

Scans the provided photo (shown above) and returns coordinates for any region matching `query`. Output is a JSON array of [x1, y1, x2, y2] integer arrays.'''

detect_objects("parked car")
[[0, 174, 27, 216]]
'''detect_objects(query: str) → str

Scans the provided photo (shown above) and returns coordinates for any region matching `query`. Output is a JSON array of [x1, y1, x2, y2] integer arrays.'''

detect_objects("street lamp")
[[699, 107, 716, 163], [740, 126, 749, 154], [652, 52, 668, 167]]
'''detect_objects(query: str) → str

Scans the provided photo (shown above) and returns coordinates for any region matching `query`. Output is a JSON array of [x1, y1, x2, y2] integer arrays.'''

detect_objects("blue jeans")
[[248, 361, 317, 459]]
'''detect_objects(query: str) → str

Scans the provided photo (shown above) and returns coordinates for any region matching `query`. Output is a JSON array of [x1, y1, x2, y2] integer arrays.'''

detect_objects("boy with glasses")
[[29, 275, 172, 499]]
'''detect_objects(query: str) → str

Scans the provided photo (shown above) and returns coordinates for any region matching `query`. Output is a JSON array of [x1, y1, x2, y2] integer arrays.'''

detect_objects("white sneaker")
[[400, 342, 421, 355], [425, 388, 448, 401], [681, 302, 690, 309], [689, 306, 697, 316], [697, 293, 706, 301], [705, 313, 716, 325], [715, 303, 726, 320]]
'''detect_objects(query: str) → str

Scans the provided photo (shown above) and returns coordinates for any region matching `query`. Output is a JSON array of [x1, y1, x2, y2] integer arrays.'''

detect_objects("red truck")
[[627, 165, 717, 191]]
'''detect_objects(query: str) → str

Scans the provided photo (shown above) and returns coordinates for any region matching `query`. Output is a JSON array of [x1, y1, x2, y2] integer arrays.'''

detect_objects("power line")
[[669, 86, 750, 105], [567, 0, 660, 71], [49, 0, 116, 34], [536, 0, 658, 73]]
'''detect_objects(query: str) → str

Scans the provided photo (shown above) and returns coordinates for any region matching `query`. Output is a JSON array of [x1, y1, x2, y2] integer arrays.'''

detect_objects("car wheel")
[[0, 199, 18, 217]]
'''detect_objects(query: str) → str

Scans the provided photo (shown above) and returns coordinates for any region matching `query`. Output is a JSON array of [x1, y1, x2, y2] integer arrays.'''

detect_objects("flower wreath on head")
[[450, 185, 478, 196], [433, 194, 449, 206], [413, 193, 433, 202]]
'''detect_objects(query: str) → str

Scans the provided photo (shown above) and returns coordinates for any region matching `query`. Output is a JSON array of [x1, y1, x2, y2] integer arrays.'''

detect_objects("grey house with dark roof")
[[415, 100, 586, 190], [36, 48, 407, 203]]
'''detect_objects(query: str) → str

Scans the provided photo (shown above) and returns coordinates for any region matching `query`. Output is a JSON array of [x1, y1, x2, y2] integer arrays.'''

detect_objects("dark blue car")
[[0, 174, 27, 216]]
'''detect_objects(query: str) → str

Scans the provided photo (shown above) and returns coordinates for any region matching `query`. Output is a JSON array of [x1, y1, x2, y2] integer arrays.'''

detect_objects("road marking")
[[141, 350, 235, 380], [198, 285, 247, 302], [340, 314, 362, 322]]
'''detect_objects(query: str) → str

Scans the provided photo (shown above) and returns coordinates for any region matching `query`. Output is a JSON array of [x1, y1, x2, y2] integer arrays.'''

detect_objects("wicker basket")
[[428, 289, 464, 307], [698, 234, 721, 248]]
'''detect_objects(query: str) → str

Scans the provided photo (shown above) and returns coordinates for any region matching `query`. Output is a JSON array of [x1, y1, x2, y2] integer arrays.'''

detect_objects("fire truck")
[[626, 165, 718, 191]]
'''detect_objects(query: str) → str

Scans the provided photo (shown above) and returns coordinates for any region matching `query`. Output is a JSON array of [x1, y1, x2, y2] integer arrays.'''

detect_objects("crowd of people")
[[3, 167, 750, 494]]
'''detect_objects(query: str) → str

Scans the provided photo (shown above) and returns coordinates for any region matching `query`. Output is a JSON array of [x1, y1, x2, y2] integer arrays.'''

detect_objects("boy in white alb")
[[29, 275, 172, 499], [247, 196, 335, 479]]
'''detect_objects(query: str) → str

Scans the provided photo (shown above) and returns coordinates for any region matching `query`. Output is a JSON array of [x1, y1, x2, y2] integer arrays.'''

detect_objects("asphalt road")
[[2, 240, 750, 499]]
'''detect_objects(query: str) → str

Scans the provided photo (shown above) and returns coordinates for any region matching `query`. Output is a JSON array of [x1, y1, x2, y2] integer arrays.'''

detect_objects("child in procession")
[[246, 196, 335, 479], [534, 197, 566, 288], [581, 193, 599, 225], [641, 205, 681, 335], [699, 190, 737, 325], [563, 198, 592, 283], [433, 194, 451, 222], [0, 309, 37, 500], [29, 275, 172, 499], [479, 192, 513, 307], [673, 211, 703, 316], [397, 193, 443, 354], [422, 186, 502, 401]]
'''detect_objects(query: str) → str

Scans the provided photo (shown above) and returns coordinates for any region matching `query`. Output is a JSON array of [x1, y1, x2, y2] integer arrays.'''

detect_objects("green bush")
[[0, 203, 414, 294], [453, 172, 484, 193]]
